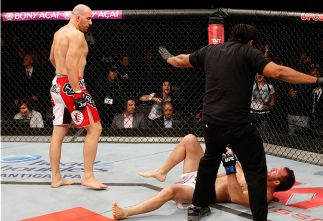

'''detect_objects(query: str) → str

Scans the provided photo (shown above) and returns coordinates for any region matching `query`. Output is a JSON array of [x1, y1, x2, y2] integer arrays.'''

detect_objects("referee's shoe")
[[188, 206, 211, 221]]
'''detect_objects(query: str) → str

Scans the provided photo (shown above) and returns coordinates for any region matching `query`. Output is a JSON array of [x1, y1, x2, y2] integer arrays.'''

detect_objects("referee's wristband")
[[225, 166, 236, 175]]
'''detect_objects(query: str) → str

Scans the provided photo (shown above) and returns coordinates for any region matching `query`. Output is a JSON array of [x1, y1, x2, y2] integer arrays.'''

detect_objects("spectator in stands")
[[14, 55, 40, 108], [309, 64, 323, 131], [85, 31, 95, 45], [143, 51, 154, 75], [14, 100, 44, 128], [16, 54, 50, 117], [139, 81, 172, 127], [101, 41, 114, 66], [96, 66, 125, 128], [118, 54, 139, 97], [251, 73, 275, 130], [119, 55, 131, 80], [18, 47, 26, 61], [259, 44, 270, 58], [31, 50, 40, 68], [139, 51, 156, 93], [111, 97, 147, 128], [40, 49, 51, 67], [287, 65, 314, 135], [298, 51, 312, 73], [154, 102, 174, 128]]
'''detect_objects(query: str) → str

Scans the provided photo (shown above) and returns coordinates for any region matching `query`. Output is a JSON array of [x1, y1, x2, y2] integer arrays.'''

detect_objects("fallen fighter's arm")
[[224, 150, 272, 207], [226, 173, 250, 208], [222, 149, 250, 207]]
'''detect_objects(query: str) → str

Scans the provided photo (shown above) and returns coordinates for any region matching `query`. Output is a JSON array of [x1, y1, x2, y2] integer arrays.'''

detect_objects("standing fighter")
[[159, 24, 323, 221], [49, 4, 107, 189]]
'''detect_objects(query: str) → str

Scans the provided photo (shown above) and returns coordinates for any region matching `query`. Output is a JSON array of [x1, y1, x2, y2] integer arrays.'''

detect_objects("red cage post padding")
[[208, 24, 225, 45]]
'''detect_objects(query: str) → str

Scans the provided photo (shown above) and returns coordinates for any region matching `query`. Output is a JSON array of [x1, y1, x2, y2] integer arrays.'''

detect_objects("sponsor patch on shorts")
[[71, 110, 84, 125]]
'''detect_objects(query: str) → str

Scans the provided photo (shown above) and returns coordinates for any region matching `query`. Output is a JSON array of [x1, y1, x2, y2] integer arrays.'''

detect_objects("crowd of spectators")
[[1, 20, 322, 138], [250, 45, 323, 137]]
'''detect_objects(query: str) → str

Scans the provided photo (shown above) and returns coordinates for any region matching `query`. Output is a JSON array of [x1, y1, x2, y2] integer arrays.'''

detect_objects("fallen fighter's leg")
[[138, 134, 204, 182]]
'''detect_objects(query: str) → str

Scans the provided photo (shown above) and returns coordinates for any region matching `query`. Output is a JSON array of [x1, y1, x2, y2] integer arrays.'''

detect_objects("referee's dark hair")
[[231, 24, 258, 46]]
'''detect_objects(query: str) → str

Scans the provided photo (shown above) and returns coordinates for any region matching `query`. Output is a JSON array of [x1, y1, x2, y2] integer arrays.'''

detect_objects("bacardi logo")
[[5, 13, 14, 20], [63, 11, 72, 19]]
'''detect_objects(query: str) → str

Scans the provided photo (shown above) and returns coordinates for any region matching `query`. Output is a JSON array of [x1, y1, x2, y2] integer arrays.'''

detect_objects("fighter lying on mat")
[[112, 134, 295, 220]]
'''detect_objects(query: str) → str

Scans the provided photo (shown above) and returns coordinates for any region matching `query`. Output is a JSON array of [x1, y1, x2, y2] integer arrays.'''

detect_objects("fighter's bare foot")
[[81, 176, 107, 190], [112, 202, 127, 220], [51, 177, 75, 188], [138, 169, 166, 182]]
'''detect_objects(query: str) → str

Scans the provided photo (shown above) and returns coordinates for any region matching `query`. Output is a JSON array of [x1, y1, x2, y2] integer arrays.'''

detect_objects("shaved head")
[[72, 4, 91, 18], [70, 4, 92, 33]]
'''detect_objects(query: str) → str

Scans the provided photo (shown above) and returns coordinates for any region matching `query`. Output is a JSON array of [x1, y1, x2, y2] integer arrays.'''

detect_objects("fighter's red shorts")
[[50, 75, 100, 128]]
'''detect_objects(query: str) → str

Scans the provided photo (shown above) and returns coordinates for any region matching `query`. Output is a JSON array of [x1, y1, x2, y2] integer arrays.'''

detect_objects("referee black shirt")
[[189, 39, 271, 126]]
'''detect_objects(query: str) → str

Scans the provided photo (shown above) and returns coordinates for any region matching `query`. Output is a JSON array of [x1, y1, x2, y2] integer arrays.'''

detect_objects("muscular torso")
[[214, 171, 248, 203], [214, 170, 273, 204], [52, 25, 88, 78]]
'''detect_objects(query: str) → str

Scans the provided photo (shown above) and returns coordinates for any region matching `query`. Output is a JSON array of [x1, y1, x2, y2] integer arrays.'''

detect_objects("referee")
[[159, 24, 322, 221]]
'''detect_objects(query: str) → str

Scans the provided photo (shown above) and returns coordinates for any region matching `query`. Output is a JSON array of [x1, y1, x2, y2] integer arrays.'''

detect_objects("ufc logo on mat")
[[273, 182, 323, 210]]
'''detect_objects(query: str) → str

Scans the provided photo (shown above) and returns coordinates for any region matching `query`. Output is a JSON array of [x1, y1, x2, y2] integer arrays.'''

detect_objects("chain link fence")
[[1, 18, 208, 141], [1, 9, 323, 165]]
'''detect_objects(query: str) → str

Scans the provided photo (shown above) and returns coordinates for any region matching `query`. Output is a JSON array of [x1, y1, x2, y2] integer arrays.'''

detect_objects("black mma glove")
[[222, 149, 237, 175], [74, 91, 87, 110], [227, 144, 239, 162], [158, 46, 174, 62], [316, 78, 323, 85]]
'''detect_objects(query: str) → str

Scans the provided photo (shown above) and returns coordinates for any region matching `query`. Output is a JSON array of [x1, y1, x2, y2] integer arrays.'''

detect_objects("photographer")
[[95, 66, 125, 128], [251, 73, 275, 130]]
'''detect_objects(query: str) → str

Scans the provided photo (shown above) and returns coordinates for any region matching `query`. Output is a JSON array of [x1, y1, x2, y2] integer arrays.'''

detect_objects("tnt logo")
[[211, 39, 222, 44], [208, 24, 224, 45]]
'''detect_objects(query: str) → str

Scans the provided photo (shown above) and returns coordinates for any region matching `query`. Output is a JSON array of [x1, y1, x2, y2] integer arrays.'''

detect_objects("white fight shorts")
[[50, 75, 100, 128], [176, 171, 197, 209]]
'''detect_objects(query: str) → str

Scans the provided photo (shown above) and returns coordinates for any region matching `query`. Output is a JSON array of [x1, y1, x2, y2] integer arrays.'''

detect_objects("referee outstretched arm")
[[159, 46, 193, 68], [263, 61, 319, 84], [159, 46, 322, 85], [167, 54, 193, 68]]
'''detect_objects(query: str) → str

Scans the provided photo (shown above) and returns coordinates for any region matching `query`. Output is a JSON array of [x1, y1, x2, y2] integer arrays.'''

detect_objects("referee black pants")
[[192, 121, 268, 221]]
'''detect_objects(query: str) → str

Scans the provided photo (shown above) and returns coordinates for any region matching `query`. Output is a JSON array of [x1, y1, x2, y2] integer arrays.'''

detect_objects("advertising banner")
[[2, 10, 122, 21]]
